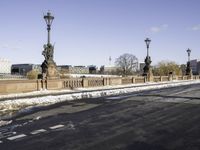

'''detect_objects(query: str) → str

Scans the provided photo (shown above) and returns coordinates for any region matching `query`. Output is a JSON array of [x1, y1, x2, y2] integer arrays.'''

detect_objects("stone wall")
[[0, 80, 41, 94]]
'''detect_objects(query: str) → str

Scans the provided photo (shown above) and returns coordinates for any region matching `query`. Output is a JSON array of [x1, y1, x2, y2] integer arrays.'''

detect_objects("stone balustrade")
[[0, 75, 199, 94], [63, 78, 83, 89]]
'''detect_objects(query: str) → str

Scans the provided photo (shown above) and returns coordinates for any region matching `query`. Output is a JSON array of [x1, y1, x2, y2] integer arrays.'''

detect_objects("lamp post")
[[186, 48, 192, 75], [145, 38, 151, 58], [41, 11, 59, 80], [186, 48, 191, 62], [143, 38, 152, 76], [44, 11, 54, 45]]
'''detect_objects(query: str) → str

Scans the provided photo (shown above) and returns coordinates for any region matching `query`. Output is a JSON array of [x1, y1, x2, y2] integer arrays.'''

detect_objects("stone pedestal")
[[41, 60, 59, 80], [143, 56, 153, 82], [146, 68, 154, 82], [169, 74, 173, 81], [46, 62, 59, 79], [186, 62, 193, 80], [187, 71, 193, 80], [83, 78, 89, 87], [186, 62, 192, 75]]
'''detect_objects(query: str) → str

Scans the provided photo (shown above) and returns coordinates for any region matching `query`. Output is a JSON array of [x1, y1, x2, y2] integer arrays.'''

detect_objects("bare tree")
[[115, 53, 138, 76]]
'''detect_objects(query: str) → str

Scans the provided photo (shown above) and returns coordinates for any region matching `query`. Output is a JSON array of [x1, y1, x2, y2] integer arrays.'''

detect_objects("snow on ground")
[[0, 120, 12, 126], [0, 80, 200, 119]]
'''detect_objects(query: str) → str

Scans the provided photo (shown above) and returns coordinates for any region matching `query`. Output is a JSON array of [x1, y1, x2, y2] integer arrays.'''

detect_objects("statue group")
[[42, 43, 54, 62], [41, 43, 59, 79]]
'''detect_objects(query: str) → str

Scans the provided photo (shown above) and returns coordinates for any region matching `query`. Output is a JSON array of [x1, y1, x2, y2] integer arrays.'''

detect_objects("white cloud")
[[150, 27, 161, 33], [149, 24, 168, 33], [191, 24, 200, 31]]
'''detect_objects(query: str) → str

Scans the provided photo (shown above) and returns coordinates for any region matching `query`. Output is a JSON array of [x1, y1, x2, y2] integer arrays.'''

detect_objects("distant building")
[[104, 66, 118, 73], [197, 62, 200, 74], [0, 58, 11, 74], [100, 65, 119, 74], [11, 64, 42, 75], [189, 59, 200, 75], [73, 66, 89, 74], [57, 65, 71, 74], [88, 65, 97, 74], [57, 65, 89, 74]]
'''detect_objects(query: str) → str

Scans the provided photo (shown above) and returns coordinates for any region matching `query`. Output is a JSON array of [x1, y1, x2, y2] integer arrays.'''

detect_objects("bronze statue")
[[42, 44, 54, 62]]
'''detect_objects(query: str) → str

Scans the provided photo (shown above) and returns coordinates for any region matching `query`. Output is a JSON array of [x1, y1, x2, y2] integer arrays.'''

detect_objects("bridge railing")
[[135, 76, 146, 83], [0, 75, 200, 94], [63, 78, 83, 89], [122, 77, 133, 84], [87, 78, 104, 87]]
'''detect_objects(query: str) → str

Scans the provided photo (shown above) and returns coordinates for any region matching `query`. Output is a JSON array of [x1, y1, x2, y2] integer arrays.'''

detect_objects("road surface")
[[1, 84, 200, 150]]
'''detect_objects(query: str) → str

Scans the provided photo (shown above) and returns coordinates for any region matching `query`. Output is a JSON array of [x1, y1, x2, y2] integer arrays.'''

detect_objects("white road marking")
[[30, 129, 47, 135], [169, 90, 191, 96], [106, 97, 121, 100], [7, 134, 27, 141], [0, 131, 16, 139], [0, 140, 2, 143], [49, 124, 65, 130]]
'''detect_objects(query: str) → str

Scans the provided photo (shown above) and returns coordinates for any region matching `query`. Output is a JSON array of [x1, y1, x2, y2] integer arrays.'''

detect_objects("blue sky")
[[0, 0, 200, 67]]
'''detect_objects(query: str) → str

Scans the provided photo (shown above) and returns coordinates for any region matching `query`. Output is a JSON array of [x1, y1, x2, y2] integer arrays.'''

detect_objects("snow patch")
[[0, 120, 12, 127]]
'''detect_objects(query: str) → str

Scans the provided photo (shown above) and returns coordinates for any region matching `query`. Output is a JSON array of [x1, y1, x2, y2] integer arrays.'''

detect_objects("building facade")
[[104, 66, 118, 74], [190, 59, 200, 75], [11, 64, 42, 75], [57, 65, 89, 74]]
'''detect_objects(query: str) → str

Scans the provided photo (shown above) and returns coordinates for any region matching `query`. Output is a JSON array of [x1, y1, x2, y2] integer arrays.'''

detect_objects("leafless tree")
[[115, 53, 138, 76]]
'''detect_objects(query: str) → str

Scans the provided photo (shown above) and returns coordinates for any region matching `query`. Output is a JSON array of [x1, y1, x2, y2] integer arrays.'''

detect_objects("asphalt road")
[[1, 84, 200, 150]]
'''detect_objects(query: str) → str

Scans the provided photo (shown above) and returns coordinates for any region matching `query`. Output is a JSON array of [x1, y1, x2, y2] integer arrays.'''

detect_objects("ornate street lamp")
[[145, 38, 151, 58], [44, 11, 54, 45], [186, 48, 192, 75], [186, 48, 191, 62], [143, 38, 152, 76], [41, 11, 59, 80]]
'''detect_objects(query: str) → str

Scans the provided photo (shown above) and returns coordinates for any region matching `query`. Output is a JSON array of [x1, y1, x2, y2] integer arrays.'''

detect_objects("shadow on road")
[[140, 94, 200, 100]]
